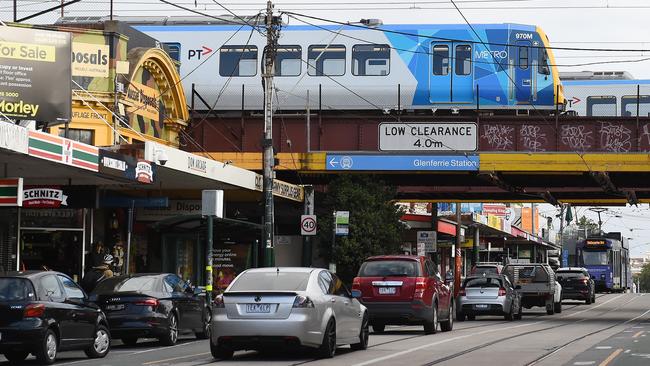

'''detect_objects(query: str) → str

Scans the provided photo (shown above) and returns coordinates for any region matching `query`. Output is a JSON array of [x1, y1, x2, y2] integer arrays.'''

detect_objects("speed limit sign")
[[301, 215, 317, 236]]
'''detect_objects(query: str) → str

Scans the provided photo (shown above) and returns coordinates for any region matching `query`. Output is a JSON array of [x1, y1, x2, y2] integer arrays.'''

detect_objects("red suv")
[[352, 255, 453, 334]]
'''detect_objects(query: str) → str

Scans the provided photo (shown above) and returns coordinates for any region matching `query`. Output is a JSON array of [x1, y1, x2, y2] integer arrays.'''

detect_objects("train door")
[[513, 40, 532, 103], [429, 42, 474, 103]]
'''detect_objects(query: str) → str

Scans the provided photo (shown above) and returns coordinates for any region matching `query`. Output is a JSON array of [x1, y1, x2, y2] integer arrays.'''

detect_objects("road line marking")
[[624, 349, 631, 353], [573, 362, 595, 365], [598, 348, 623, 366], [632, 331, 644, 338], [142, 352, 211, 365], [595, 346, 612, 350]]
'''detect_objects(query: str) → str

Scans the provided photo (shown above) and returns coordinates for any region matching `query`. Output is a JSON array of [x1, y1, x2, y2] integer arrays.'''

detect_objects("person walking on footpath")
[[81, 254, 114, 293]]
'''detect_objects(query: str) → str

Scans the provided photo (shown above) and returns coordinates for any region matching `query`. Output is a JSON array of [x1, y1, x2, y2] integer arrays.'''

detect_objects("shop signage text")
[[71, 42, 109, 77], [28, 131, 99, 171], [136, 200, 202, 221], [254, 175, 304, 202], [136, 161, 153, 183], [0, 122, 28, 154], [379, 122, 478, 151], [125, 81, 159, 120], [99, 150, 155, 184], [0, 26, 71, 123], [23, 187, 68, 208]]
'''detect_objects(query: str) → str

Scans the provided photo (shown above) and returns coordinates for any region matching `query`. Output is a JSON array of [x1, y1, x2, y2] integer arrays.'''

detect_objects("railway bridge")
[[186, 114, 650, 205]]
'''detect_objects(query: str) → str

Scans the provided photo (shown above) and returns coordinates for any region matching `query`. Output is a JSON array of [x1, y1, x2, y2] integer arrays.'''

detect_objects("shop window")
[[219, 46, 258, 77], [275, 46, 302, 76], [59, 129, 94, 145], [308, 45, 346, 76], [455, 45, 472, 76], [587, 96, 617, 116], [352, 44, 390, 76]]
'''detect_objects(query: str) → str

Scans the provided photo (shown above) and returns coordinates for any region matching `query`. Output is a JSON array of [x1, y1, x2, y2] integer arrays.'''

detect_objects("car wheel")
[[592, 293, 596, 304], [35, 328, 58, 364], [317, 318, 336, 358], [457, 311, 466, 322], [195, 309, 212, 340], [505, 302, 514, 321], [440, 302, 454, 332], [514, 302, 523, 320], [210, 340, 234, 360], [554, 300, 562, 314], [585, 295, 592, 305], [424, 303, 438, 334], [159, 313, 179, 346], [121, 337, 138, 346], [84, 324, 111, 358], [3, 351, 29, 364], [351, 312, 369, 351], [371, 323, 385, 333], [546, 299, 555, 315]]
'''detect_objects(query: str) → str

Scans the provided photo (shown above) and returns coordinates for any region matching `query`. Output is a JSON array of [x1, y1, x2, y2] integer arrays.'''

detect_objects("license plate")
[[474, 304, 489, 309], [246, 303, 271, 313], [105, 304, 125, 311], [564, 286, 573, 290], [378, 287, 396, 295]]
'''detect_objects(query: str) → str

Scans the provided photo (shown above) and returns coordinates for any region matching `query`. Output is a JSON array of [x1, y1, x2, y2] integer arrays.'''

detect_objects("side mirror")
[[351, 289, 362, 299]]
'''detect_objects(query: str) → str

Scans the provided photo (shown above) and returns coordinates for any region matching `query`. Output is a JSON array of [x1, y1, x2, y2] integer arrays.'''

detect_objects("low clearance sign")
[[0, 26, 71, 123]]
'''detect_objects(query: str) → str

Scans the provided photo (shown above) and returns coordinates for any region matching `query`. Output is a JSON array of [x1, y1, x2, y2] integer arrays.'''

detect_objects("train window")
[[275, 46, 301, 76], [537, 48, 550, 75], [352, 44, 390, 76], [455, 45, 472, 76], [621, 95, 650, 117], [432, 45, 449, 76], [219, 45, 258, 77], [308, 45, 346, 76], [163, 42, 181, 62], [518, 46, 529, 70], [587, 96, 617, 116]]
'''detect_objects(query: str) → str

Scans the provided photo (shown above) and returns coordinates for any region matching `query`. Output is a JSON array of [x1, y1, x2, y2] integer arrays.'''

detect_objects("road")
[[2, 293, 648, 366]]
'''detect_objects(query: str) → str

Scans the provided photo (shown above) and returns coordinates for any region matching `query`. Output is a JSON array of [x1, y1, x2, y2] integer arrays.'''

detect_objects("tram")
[[576, 235, 631, 292]]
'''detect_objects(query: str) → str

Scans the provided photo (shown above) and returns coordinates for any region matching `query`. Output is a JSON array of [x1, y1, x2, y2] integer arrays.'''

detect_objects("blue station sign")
[[325, 154, 480, 171]]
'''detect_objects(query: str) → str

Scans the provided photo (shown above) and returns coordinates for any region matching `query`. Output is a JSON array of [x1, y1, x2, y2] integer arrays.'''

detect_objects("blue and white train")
[[122, 17, 565, 113]]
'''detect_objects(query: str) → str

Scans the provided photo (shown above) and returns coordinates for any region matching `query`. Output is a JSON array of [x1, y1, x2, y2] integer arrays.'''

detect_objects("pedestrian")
[[81, 254, 115, 293], [86, 241, 106, 270]]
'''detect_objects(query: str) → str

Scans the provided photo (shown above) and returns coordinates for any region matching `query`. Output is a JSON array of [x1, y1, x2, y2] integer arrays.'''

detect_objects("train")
[[87, 16, 567, 114], [576, 234, 631, 293], [561, 71, 650, 117]]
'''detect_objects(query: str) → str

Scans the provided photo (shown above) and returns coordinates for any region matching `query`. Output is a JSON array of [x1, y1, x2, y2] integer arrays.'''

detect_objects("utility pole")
[[262, 0, 278, 266]]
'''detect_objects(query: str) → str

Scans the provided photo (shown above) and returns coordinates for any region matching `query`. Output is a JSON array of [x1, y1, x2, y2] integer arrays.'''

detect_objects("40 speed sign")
[[301, 215, 317, 236]]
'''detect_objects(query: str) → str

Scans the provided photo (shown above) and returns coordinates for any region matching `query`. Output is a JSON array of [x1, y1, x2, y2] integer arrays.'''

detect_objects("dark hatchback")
[[556, 267, 596, 304], [0, 271, 110, 365], [90, 273, 211, 346]]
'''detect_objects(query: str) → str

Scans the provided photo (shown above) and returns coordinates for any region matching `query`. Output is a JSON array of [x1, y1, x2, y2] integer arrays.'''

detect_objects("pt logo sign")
[[188, 46, 213, 60], [301, 215, 317, 236]]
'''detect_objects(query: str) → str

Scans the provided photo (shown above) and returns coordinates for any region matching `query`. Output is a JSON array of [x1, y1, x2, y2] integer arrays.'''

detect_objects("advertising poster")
[[0, 26, 71, 123], [213, 244, 251, 293]]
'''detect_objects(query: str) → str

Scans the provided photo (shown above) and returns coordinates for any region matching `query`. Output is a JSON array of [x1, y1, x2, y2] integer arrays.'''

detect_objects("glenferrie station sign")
[[0, 26, 71, 123]]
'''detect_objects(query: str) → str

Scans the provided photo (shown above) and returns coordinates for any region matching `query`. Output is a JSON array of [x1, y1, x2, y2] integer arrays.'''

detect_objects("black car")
[[90, 273, 211, 346], [0, 271, 111, 365], [556, 267, 596, 304]]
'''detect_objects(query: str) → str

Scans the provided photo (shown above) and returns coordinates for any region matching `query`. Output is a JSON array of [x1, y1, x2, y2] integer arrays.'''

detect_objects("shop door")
[[430, 42, 474, 103], [162, 233, 204, 286]]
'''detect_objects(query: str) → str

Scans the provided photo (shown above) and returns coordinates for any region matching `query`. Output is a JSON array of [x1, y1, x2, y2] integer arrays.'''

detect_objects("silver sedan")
[[209, 267, 369, 360], [456, 274, 522, 321]]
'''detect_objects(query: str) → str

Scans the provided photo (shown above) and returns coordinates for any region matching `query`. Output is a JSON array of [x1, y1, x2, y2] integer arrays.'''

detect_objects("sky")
[[6, 0, 650, 256]]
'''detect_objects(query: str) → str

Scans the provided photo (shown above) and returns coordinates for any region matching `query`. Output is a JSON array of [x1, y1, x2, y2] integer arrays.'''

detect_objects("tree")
[[318, 175, 406, 284], [639, 262, 650, 293], [576, 215, 599, 233]]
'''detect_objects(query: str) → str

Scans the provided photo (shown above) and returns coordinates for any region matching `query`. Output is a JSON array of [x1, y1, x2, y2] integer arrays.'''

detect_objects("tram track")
[[418, 294, 641, 366]]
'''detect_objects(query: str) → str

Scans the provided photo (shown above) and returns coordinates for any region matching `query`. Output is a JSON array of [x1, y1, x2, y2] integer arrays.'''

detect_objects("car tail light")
[[498, 288, 507, 296], [24, 303, 45, 318], [581, 279, 589, 284], [135, 298, 159, 307], [458, 287, 466, 296], [414, 277, 427, 299], [292, 295, 315, 308], [352, 277, 361, 290], [214, 294, 225, 308]]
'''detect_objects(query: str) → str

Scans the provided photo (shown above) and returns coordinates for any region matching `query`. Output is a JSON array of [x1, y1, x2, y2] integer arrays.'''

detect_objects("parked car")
[[210, 267, 368, 360], [556, 267, 596, 304], [456, 274, 522, 321], [470, 263, 504, 276], [352, 255, 453, 334], [89, 273, 210, 346], [504, 263, 562, 315], [0, 271, 111, 365]]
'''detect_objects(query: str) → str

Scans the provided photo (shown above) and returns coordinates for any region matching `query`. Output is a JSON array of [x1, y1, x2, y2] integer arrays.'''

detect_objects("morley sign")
[[379, 122, 477, 151], [0, 26, 71, 123]]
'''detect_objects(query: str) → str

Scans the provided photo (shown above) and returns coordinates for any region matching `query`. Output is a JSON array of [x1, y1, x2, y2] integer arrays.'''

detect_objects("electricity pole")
[[262, 0, 279, 266]]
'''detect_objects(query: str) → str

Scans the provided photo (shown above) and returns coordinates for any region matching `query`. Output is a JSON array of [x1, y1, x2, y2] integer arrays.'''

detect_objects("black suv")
[[556, 267, 596, 304], [0, 271, 111, 364]]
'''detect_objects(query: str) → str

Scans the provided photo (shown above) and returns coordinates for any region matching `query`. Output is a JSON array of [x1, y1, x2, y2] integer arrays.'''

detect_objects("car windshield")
[[0, 278, 36, 302], [583, 251, 608, 266], [557, 271, 587, 280], [358, 260, 419, 277], [93, 276, 159, 294], [229, 272, 311, 292], [464, 277, 502, 288]]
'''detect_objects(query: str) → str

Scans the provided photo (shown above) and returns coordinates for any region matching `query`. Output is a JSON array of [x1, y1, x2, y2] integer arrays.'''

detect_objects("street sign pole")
[[454, 203, 462, 297]]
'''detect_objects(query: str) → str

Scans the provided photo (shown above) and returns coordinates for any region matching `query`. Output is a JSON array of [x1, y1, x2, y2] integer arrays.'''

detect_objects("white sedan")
[[209, 267, 369, 360]]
